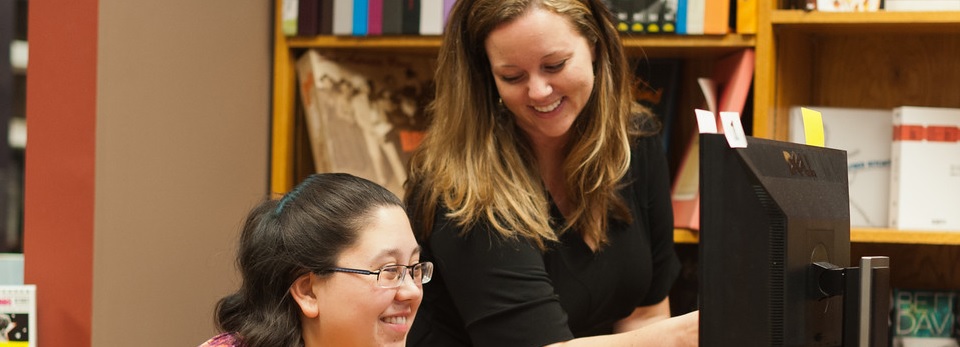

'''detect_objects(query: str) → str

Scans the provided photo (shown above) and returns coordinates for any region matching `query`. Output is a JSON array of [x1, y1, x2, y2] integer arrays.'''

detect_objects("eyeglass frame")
[[320, 261, 434, 288]]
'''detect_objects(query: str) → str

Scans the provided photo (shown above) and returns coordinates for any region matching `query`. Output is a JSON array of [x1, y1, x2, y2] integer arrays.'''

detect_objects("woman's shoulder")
[[198, 332, 241, 347]]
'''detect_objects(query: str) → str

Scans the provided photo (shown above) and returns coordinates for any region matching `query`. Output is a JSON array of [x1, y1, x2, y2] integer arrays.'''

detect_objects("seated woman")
[[199, 173, 432, 347]]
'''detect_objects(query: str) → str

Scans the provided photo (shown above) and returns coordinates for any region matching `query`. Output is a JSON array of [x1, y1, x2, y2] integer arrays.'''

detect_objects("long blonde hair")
[[405, 0, 658, 251]]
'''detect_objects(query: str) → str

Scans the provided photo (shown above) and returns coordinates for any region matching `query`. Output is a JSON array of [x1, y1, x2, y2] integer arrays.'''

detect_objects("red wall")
[[24, 0, 98, 346]]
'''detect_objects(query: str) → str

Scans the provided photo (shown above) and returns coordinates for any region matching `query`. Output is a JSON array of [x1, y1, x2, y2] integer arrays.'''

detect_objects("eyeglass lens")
[[378, 262, 433, 288]]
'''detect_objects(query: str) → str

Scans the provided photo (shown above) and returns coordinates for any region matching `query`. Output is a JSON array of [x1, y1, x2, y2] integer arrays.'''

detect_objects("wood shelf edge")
[[674, 228, 700, 244], [285, 34, 756, 50], [852, 228, 960, 245], [769, 10, 960, 34], [675, 228, 960, 245]]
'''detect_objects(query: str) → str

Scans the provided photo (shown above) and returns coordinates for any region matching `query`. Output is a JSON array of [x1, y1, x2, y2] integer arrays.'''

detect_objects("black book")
[[401, 0, 421, 35], [298, 0, 320, 36], [382, 0, 403, 35]]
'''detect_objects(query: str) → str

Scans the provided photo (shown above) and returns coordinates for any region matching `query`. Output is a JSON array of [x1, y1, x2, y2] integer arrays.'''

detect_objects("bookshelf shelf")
[[675, 229, 960, 245], [756, 0, 960, 289], [852, 229, 960, 245], [674, 229, 699, 244], [770, 10, 960, 32], [271, 6, 759, 194], [287, 35, 442, 50], [286, 34, 757, 57]]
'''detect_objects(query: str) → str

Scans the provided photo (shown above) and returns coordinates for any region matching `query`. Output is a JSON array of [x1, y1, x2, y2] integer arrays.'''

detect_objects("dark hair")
[[213, 173, 403, 347]]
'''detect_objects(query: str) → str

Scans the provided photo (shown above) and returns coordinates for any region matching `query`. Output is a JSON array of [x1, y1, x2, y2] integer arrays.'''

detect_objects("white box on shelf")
[[889, 106, 960, 231], [789, 106, 893, 228]]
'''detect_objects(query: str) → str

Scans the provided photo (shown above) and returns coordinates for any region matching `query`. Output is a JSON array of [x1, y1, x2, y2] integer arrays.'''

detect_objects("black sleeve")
[[429, 216, 575, 347], [634, 135, 682, 307]]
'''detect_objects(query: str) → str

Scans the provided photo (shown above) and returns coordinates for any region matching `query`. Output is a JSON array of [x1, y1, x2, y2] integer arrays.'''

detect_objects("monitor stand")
[[811, 256, 891, 347]]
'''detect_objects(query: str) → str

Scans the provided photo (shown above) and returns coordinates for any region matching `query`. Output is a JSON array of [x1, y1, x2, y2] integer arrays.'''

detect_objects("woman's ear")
[[290, 273, 320, 318]]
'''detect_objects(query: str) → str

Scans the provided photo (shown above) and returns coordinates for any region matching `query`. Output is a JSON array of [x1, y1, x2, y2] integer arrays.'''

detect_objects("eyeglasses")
[[323, 262, 434, 289]]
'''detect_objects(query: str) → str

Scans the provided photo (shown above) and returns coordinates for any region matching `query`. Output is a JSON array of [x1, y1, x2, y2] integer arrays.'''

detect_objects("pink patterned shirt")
[[198, 332, 241, 347]]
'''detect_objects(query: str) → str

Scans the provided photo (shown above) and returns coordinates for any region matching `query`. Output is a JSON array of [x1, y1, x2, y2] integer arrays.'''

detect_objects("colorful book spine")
[[353, 0, 369, 36], [443, 0, 456, 26], [892, 289, 958, 347], [736, 0, 758, 33], [368, 0, 383, 35], [676, 0, 688, 34], [703, 0, 729, 34]]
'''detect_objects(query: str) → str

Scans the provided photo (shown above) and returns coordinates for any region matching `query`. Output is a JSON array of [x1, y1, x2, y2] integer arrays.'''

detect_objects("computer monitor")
[[698, 133, 889, 347]]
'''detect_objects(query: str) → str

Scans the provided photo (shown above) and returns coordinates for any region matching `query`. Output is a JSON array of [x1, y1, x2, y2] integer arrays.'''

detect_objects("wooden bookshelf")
[[753, 0, 960, 288], [769, 10, 960, 30], [269, 0, 757, 195], [676, 228, 960, 245], [271, 1, 960, 284]]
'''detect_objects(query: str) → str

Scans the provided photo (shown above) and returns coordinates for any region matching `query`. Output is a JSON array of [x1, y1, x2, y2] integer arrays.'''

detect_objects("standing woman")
[[404, 0, 698, 346], [199, 173, 432, 347]]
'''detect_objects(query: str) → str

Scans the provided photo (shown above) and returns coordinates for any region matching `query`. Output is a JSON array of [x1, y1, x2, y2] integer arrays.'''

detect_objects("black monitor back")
[[699, 133, 851, 347]]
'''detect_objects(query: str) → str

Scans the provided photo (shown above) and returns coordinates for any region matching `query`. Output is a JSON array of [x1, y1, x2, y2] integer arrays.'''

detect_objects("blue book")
[[892, 289, 957, 341], [353, 0, 369, 36], [676, 0, 688, 34]]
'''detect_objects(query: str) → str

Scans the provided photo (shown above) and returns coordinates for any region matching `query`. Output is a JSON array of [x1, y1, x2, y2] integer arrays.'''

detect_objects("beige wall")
[[93, 1, 271, 345]]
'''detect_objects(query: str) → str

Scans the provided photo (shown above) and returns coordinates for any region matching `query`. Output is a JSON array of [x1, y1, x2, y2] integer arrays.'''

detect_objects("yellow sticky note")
[[801, 107, 825, 147]]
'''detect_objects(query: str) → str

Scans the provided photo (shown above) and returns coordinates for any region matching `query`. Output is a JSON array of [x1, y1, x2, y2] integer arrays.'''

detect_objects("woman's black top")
[[407, 135, 681, 347]]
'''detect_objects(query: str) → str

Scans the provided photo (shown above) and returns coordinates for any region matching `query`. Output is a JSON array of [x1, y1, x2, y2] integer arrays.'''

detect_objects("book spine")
[[661, 0, 679, 33], [368, 0, 383, 35], [686, 0, 705, 34], [381, 0, 402, 34], [332, 0, 354, 36], [443, 0, 456, 26], [892, 289, 958, 339], [676, 0, 688, 34], [419, 0, 443, 35], [353, 0, 369, 36], [603, 0, 630, 33], [298, 0, 320, 36], [889, 107, 903, 229], [736, 0, 758, 33], [282, 0, 300, 36], [401, 0, 421, 35], [319, 0, 334, 35], [630, 0, 645, 34], [703, 0, 730, 34]]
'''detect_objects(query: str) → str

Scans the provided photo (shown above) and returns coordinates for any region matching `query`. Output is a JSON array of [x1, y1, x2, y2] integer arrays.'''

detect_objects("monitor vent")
[[754, 185, 786, 346]]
